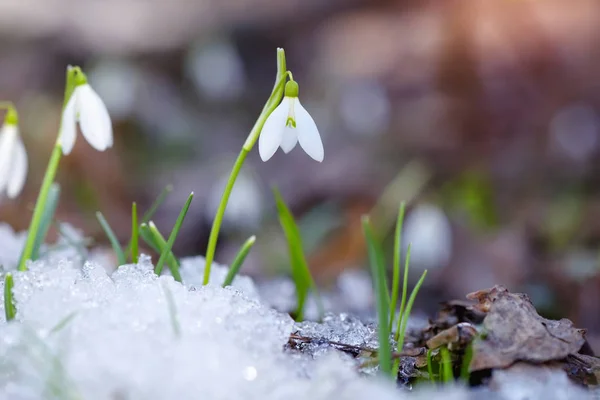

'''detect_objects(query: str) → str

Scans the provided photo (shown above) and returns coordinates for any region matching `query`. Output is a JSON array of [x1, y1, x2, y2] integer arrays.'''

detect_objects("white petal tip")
[[259, 151, 274, 162]]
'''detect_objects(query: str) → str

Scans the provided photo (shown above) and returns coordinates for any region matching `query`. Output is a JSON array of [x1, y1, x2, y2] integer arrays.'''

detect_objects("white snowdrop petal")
[[0, 125, 18, 193], [280, 127, 298, 153], [295, 99, 324, 162], [7, 136, 28, 198], [78, 84, 113, 152], [58, 94, 78, 155], [258, 98, 288, 161]]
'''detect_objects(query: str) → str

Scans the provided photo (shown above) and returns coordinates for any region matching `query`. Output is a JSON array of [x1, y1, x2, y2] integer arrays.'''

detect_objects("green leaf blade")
[[147, 222, 181, 281], [4, 273, 16, 321], [131, 202, 139, 263], [223, 236, 256, 287], [154, 192, 193, 281], [96, 212, 126, 266], [389, 202, 406, 330], [362, 216, 391, 377], [273, 187, 322, 322], [142, 184, 173, 224]]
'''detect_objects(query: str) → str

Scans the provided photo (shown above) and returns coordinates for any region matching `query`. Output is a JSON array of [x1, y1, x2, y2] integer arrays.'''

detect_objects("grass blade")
[[392, 268, 428, 378], [146, 222, 181, 281], [394, 244, 412, 342], [142, 184, 173, 223], [154, 193, 193, 280], [362, 216, 391, 377], [440, 346, 453, 382], [389, 202, 406, 329], [139, 223, 161, 253], [460, 343, 473, 382], [49, 311, 78, 335], [130, 202, 139, 263], [4, 273, 16, 321], [427, 349, 436, 383], [273, 187, 322, 322], [124, 184, 173, 256], [222, 235, 256, 287], [96, 212, 126, 266], [30, 183, 61, 260]]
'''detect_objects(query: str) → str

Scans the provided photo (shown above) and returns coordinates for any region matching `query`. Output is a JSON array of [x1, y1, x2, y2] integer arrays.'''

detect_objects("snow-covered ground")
[[0, 224, 592, 400]]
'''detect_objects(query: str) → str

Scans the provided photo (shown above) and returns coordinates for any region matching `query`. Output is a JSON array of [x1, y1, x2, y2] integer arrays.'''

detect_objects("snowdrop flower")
[[259, 80, 324, 162], [59, 69, 113, 155], [0, 109, 27, 198]]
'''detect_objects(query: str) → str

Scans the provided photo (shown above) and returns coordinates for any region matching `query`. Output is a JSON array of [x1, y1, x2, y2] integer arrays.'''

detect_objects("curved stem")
[[18, 66, 78, 270], [18, 145, 63, 270], [202, 48, 288, 285], [202, 149, 248, 285]]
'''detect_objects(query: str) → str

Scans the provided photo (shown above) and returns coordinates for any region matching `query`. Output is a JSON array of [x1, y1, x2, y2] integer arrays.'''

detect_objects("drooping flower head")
[[259, 79, 324, 162], [0, 107, 27, 198], [58, 66, 113, 155]]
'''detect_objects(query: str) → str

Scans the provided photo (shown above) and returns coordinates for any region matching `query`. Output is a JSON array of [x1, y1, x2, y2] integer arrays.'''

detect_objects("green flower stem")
[[30, 183, 61, 260], [18, 145, 63, 271], [202, 150, 246, 285], [202, 48, 288, 285], [17, 66, 81, 271]]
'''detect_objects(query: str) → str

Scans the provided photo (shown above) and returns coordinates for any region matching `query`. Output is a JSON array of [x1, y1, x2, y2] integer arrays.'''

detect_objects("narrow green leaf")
[[147, 222, 181, 282], [392, 268, 427, 378], [389, 202, 406, 330], [142, 184, 174, 224], [222, 235, 256, 287], [49, 311, 78, 335], [398, 269, 427, 342], [139, 223, 161, 253], [96, 212, 126, 266], [362, 216, 391, 377], [4, 273, 16, 321], [130, 202, 139, 263], [440, 346, 453, 382], [394, 244, 412, 342], [460, 343, 473, 382], [273, 187, 322, 322], [31, 183, 61, 260], [154, 192, 193, 279], [124, 184, 173, 256], [427, 349, 436, 383]]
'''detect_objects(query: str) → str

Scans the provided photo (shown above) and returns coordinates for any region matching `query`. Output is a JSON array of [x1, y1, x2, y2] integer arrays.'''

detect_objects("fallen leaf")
[[468, 286, 586, 371]]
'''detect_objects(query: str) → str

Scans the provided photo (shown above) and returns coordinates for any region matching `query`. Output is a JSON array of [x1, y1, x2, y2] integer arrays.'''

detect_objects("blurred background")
[[2, 0, 600, 349]]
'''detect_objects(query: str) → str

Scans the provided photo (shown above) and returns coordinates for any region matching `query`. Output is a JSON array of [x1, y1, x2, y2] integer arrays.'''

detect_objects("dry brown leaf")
[[467, 286, 586, 371]]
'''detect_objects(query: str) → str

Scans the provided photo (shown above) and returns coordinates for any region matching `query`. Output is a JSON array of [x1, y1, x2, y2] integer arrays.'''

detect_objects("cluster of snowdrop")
[[0, 49, 323, 273], [0, 67, 113, 199]]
